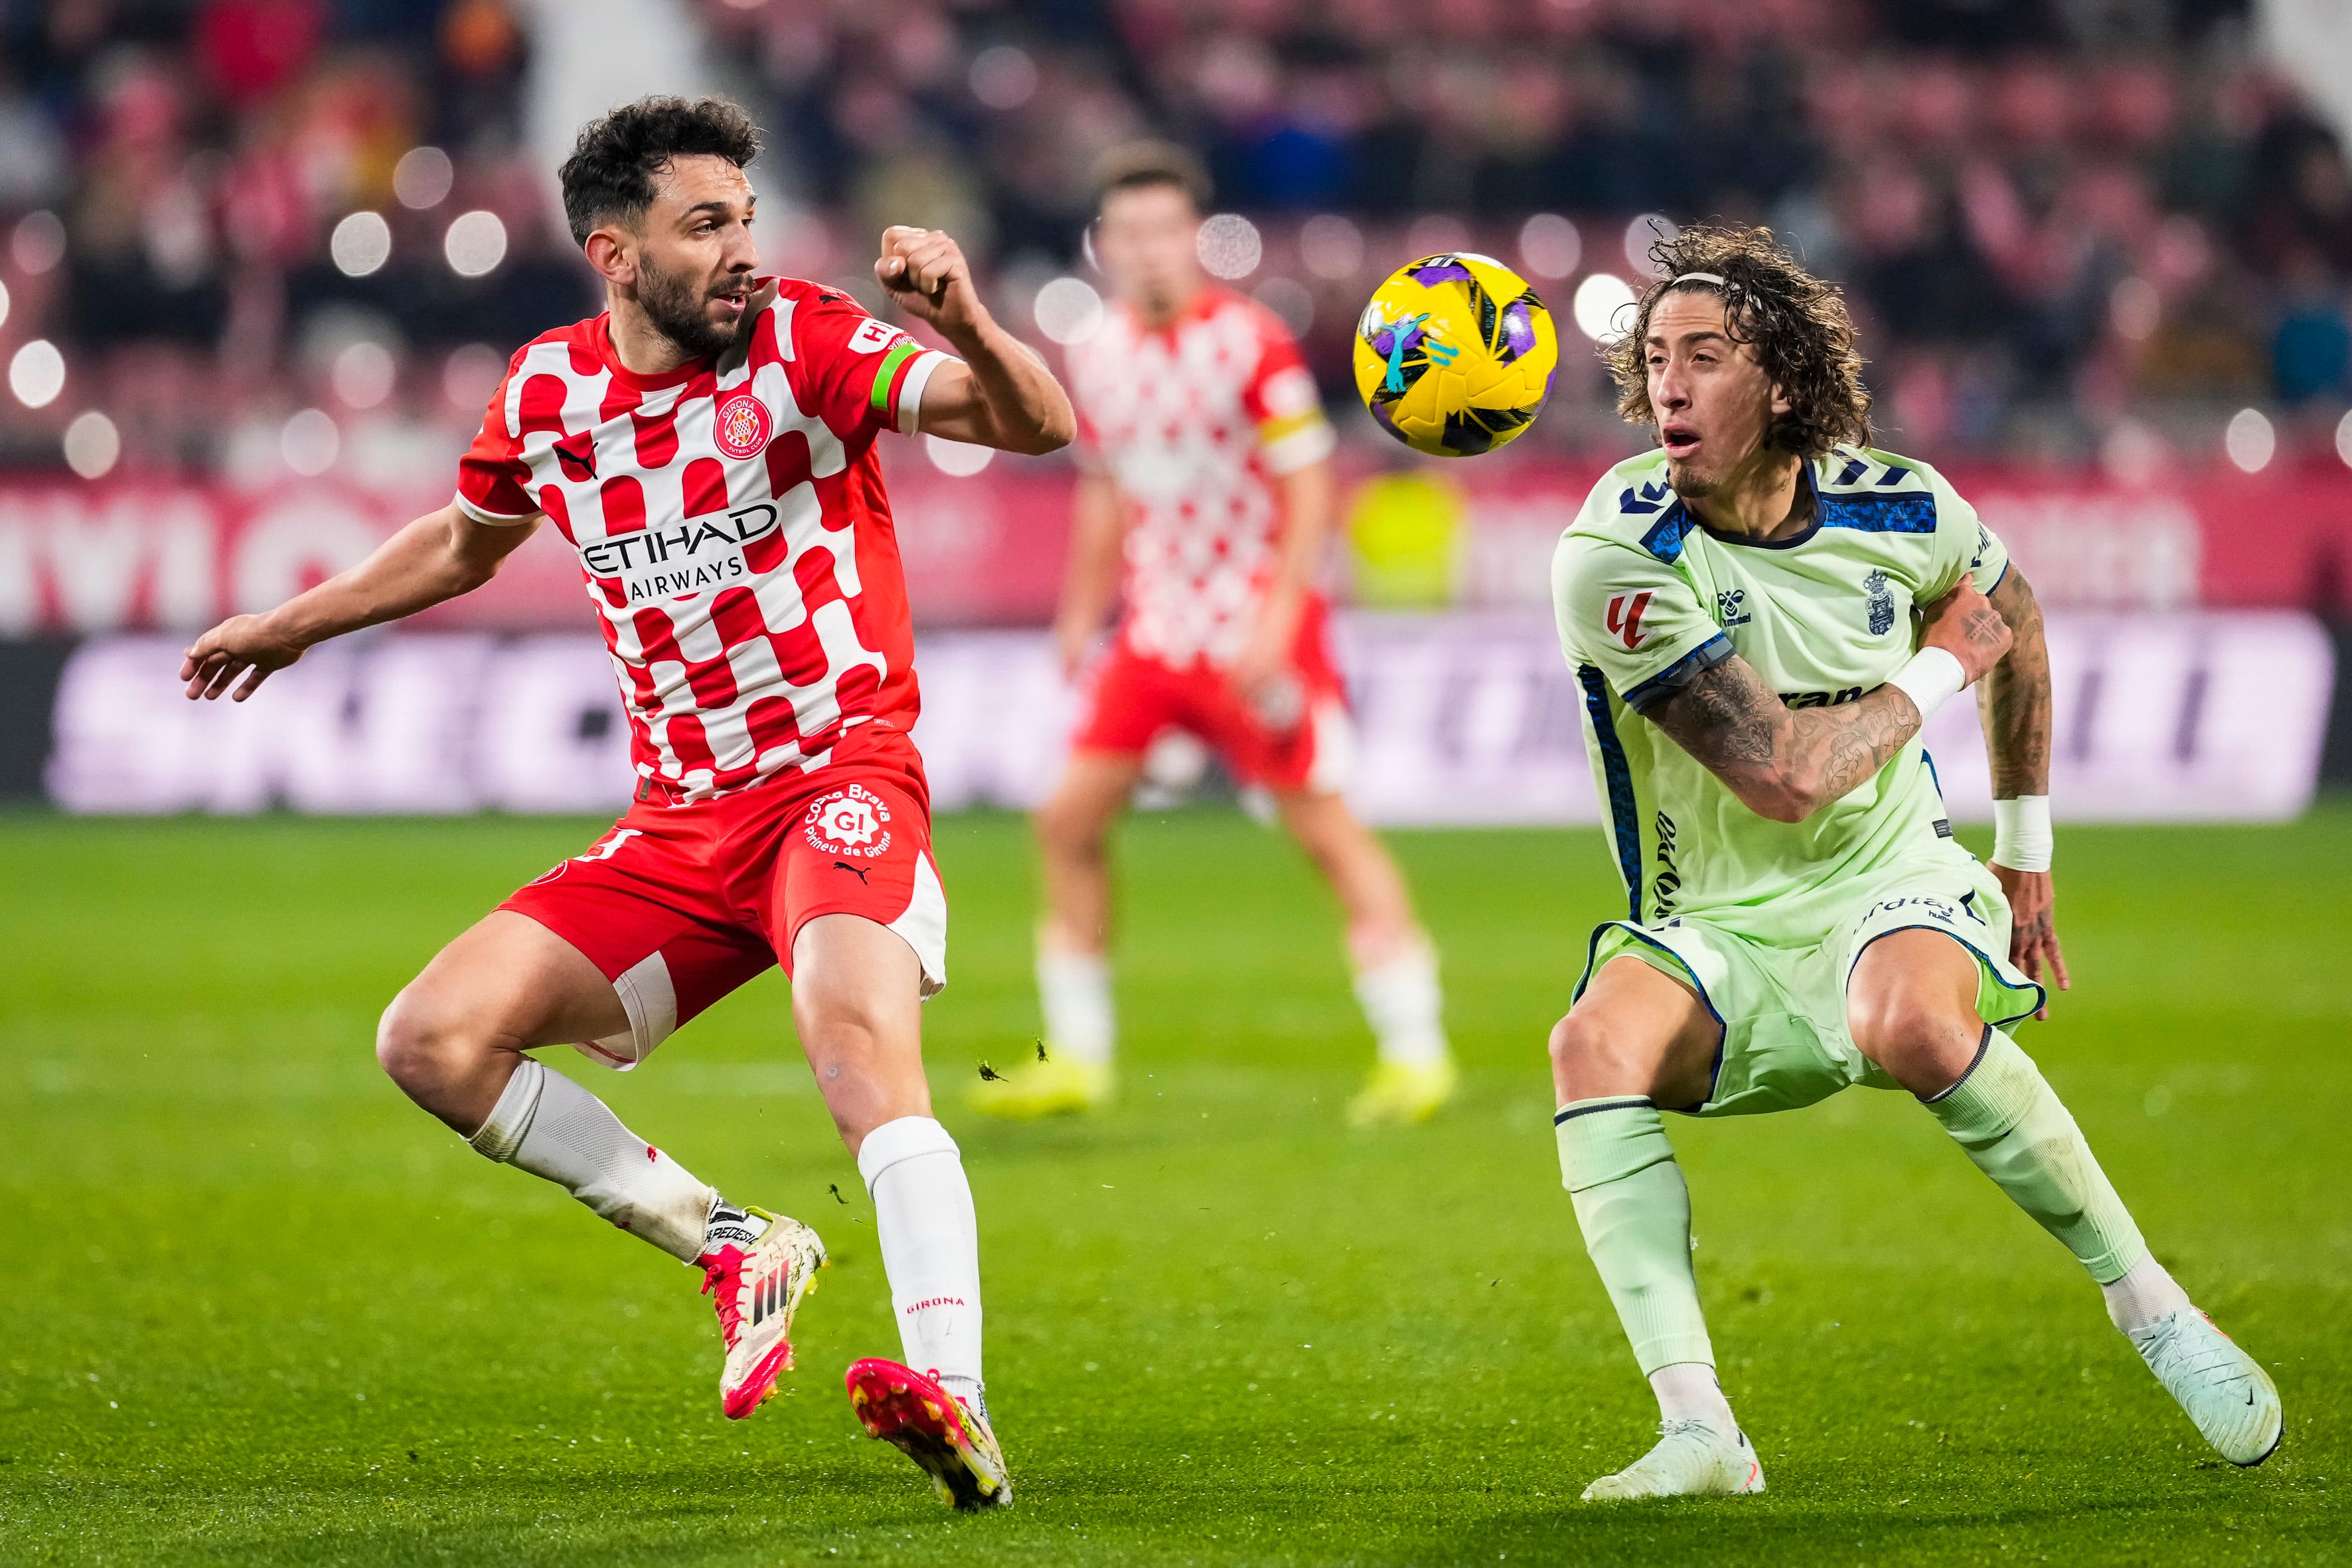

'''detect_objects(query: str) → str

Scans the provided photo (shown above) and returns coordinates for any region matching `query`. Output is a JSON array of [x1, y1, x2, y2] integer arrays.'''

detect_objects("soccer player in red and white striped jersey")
[[970, 145, 1456, 1128], [179, 96, 1073, 1510]]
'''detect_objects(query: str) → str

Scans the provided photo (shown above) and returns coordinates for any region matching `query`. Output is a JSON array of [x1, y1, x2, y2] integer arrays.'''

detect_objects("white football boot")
[[1581, 1420, 1766, 1501], [2129, 1308, 2284, 1466], [697, 1207, 826, 1420]]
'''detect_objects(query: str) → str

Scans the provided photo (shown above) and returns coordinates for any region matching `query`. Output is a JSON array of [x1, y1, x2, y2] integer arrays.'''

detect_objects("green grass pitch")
[[3, 805, 2347, 1565]]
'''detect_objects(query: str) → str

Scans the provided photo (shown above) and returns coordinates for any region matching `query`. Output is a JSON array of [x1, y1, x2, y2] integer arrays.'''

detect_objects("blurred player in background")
[[971, 145, 1455, 1127], [1545, 228, 2282, 1500], [179, 96, 1075, 1511]]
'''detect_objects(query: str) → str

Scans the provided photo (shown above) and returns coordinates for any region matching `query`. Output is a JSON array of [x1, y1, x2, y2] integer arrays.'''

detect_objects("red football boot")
[[844, 1358, 1010, 1510]]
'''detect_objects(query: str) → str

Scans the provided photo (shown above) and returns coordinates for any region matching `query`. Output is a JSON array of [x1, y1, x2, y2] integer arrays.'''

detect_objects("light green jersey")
[[1551, 443, 2011, 943]]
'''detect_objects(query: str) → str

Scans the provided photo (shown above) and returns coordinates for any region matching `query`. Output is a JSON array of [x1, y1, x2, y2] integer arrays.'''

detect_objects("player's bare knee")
[[1847, 987, 1978, 1093], [1034, 799, 1105, 864], [374, 986, 485, 1094], [1549, 1008, 1628, 1097]]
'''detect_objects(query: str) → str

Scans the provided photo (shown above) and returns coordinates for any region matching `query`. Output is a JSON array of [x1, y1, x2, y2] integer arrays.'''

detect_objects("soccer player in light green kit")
[[1547, 226, 2283, 1499]]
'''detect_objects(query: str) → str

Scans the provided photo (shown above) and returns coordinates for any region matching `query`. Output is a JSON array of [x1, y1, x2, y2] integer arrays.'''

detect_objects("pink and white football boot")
[[845, 1358, 1012, 1510], [697, 1204, 826, 1420]]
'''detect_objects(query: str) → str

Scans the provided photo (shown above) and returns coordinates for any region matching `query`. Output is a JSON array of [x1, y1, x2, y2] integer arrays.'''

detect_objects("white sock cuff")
[[1354, 941, 1447, 1067], [858, 1116, 961, 1195], [1036, 947, 1115, 1064], [467, 1058, 546, 1162]]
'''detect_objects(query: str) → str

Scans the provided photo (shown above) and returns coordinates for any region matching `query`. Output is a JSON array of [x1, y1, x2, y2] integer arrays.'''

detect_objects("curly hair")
[[558, 96, 762, 248], [1601, 224, 1872, 461]]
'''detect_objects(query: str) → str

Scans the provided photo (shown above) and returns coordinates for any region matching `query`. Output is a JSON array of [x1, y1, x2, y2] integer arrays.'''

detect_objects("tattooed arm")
[[1977, 567, 2069, 1009], [1645, 576, 2013, 824]]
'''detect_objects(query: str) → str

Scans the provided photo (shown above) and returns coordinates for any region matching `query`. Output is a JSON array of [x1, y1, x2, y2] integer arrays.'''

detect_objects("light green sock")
[[1921, 1028, 2150, 1285], [1555, 1097, 1715, 1375]]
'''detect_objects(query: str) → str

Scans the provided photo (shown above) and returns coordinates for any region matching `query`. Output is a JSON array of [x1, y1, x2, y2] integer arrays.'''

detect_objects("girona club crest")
[[714, 391, 772, 459], [804, 784, 894, 858]]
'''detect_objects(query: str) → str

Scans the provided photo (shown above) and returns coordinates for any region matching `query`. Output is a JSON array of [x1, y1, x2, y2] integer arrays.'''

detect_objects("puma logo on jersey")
[[1605, 591, 1654, 651], [553, 430, 597, 481]]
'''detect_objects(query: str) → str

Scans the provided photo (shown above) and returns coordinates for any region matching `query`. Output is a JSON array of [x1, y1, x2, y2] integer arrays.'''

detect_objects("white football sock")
[[858, 1116, 984, 1390], [1650, 1361, 1738, 1435], [1354, 941, 1449, 1068], [2102, 1254, 2195, 1336], [468, 1058, 715, 1263], [1036, 949, 1115, 1066]]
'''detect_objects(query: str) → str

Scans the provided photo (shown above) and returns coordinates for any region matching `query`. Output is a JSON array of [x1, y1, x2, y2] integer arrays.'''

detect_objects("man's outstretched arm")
[[181, 502, 540, 701], [1645, 577, 2012, 824], [1978, 566, 2069, 1006]]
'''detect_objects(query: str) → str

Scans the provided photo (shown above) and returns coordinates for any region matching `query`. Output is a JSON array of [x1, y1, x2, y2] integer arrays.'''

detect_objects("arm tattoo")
[[1980, 568, 2051, 797], [1650, 654, 1922, 819]]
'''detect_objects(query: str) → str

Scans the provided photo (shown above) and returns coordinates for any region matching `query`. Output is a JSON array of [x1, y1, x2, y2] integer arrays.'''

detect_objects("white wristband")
[[1992, 795, 2053, 872], [1885, 646, 1966, 721]]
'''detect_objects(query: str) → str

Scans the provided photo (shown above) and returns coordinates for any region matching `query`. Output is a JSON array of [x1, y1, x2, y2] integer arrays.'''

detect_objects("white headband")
[[1665, 272, 1727, 289]]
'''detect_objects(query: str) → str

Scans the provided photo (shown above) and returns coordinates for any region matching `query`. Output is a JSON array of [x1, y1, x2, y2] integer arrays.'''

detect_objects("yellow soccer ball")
[[1353, 253, 1558, 457]]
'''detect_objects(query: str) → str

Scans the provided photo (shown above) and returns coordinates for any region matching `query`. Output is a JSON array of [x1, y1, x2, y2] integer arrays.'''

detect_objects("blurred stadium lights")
[[2100, 420, 2169, 488], [1252, 277, 1314, 337], [1518, 214, 1581, 281], [2110, 276, 2161, 343], [1300, 216, 1364, 281], [1404, 215, 1469, 258], [1622, 214, 1677, 276], [2337, 410, 2352, 467], [1032, 277, 1104, 346], [9, 339, 64, 409], [332, 342, 398, 411], [969, 45, 1039, 111], [923, 434, 996, 477], [441, 344, 505, 411], [281, 410, 340, 478], [393, 147, 455, 211], [0, 277, 9, 331], [329, 212, 393, 279], [443, 211, 508, 279], [61, 412, 120, 481], [1572, 274, 1636, 344], [1196, 214, 1262, 281], [10, 210, 64, 274], [2225, 408, 2277, 473]]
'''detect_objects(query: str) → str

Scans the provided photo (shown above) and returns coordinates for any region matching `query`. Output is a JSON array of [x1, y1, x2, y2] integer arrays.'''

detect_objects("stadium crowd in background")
[[5, 0, 2352, 483]]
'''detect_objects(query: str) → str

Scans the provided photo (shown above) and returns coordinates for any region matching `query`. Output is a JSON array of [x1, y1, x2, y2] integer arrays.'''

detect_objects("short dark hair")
[[558, 95, 762, 247], [1602, 224, 1873, 461], [1093, 139, 1211, 211]]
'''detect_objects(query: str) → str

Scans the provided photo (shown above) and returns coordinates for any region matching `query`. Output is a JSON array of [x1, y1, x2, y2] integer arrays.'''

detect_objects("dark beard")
[[638, 255, 743, 362], [1666, 458, 1717, 499]]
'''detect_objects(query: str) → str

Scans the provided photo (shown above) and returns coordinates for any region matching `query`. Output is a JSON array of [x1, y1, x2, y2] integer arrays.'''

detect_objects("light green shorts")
[[1573, 855, 2046, 1118]]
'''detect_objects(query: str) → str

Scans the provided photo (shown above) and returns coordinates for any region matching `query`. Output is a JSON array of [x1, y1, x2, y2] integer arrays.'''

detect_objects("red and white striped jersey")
[[454, 277, 954, 802], [1065, 285, 1333, 669]]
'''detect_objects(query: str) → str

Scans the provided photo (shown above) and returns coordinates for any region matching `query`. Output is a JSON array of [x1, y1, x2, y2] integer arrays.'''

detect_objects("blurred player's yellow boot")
[[1581, 1421, 1764, 1500], [967, 1058, 1113, 1119], [1348, 1056, 1457, 1127]]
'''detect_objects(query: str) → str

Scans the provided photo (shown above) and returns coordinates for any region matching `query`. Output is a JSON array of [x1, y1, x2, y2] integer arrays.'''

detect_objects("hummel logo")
[[834, 860, 870, 884]]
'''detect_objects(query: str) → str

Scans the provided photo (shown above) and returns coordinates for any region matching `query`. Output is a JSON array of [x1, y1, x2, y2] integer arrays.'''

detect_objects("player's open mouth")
[[712, 287, 749, 316], [1661, 424, 1701, 459]]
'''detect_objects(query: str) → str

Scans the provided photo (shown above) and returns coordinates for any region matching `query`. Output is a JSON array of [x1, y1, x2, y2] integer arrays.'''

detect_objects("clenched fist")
[[874, 226, 986, 338]]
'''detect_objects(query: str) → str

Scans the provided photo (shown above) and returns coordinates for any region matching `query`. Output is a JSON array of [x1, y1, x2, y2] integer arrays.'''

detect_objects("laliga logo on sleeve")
[[1605, 590, 1654, 651], [714, 391, 772, 459], [804, 784, 894, 858]]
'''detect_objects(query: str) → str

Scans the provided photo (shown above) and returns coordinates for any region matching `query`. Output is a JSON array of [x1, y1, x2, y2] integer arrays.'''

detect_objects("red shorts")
[[500, 738, 947, 1071], [1073, 599, 1354, 793]]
